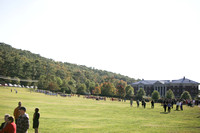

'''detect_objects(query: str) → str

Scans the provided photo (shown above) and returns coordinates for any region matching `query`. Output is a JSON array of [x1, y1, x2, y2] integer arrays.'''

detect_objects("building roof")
[[132, 77, 199, 85], [132, 80, 170, 85], [171, 77, 199, 84]]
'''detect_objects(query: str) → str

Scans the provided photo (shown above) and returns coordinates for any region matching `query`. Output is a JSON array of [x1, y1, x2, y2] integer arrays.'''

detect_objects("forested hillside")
[[0, 43, 139, 97]]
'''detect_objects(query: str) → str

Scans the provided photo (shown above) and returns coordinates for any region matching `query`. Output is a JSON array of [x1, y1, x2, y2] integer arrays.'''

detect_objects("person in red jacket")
[[0, 116, 16, 133]]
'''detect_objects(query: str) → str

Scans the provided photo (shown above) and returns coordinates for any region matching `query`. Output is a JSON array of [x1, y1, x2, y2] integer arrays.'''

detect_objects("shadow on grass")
[[160, 112, 169, 114]]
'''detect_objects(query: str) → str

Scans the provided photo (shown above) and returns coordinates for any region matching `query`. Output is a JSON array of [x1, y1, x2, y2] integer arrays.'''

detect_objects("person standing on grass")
[[0, 116, 16, 133], [13, 102, 21, 124], [142, 100, 146, 108], [180, 101, 183, 111], [163, 101, 167, 112], [151, 100, 154, 108], [171, 100, 174, 109], [136, 100, 139, 107], [167, 102, 171, 113], [142, 100, 144, 107], [130, 98, 133, 107], [33, 108, 40, 133], [143, 100, 146, 108], [17, 107, 29, 133], [176, 101, 179, 110]]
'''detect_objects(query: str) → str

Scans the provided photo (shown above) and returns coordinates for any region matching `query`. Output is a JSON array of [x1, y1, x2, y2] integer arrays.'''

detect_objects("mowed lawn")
[[0, 87, 200, 133]]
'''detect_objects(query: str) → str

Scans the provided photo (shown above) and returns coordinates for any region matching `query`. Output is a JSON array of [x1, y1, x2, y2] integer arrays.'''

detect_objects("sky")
[[0, 0, 200, 82]]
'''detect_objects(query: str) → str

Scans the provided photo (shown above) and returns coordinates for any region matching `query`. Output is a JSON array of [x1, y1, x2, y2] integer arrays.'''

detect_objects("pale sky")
[[0, 0, 200, 82]]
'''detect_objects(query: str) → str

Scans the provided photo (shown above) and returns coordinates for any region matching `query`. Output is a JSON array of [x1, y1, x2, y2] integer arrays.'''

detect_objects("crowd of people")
[[130, 99, 154, 109], [0, 102, 40, 133], [129, 98, 199, 114]]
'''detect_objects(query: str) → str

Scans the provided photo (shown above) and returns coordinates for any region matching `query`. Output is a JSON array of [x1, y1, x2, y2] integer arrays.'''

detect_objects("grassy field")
[[0, 86, 200, 133]]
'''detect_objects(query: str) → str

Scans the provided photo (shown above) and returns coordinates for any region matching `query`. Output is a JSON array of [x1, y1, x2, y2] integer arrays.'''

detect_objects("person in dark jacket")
[[136, 100, 139, 107], [180, 101, 183, 111], [142, 100, 146, 108], [17, 107, 29, 133], [33, 108, 40, 133], [0, 114, 10, 130], [151, 100, 154, 108], [163, 101, 167, 112], [168, 103, 171, 113]]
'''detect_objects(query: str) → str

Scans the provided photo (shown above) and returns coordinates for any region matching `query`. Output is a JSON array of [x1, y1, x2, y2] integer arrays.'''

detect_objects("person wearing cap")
[[16, 107, 29, 133], [0, 116, 16, 133], [13, 102, 21, 124]]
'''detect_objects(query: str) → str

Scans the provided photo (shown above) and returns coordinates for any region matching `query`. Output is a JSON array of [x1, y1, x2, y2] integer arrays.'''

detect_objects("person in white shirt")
[[176, 101, 179, 110]]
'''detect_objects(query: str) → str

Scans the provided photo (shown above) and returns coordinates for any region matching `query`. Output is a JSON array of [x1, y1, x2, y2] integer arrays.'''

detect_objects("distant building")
[[131, 77, 199, 98]]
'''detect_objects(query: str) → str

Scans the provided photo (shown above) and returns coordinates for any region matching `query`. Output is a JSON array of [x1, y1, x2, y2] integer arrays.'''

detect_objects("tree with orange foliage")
[[93, 83, 101, 95], [100, 82, 116, 97], [116, 80, 127, 99]]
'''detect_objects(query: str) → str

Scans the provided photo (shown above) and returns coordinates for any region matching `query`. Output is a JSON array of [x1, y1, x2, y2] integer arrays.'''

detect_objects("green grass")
[[0, 86, 200, 133]]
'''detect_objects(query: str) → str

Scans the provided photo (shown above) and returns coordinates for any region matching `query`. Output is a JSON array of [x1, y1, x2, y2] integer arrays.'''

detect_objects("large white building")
[[131, 77, 199, 98]]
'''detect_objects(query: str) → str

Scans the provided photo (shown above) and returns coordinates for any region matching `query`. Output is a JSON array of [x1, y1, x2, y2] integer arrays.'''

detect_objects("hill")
[[0, 43, 139, 96]]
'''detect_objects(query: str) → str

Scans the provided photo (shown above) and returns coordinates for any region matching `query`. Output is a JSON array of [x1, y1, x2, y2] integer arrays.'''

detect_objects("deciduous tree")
[[165, 89, 175, 99], [151, 90, 160, 101], [136, 88, 146, 100], [93, 83, 101, 95], [125, 85, 134, 98], [180, 91, 192, 100], [101, 82, 116, 97]]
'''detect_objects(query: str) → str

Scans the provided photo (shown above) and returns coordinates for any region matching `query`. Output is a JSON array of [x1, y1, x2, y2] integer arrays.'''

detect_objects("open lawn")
[[0, 86, 200, 133]]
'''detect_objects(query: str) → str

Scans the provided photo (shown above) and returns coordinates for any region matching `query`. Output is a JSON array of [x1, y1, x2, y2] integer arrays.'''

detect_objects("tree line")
[[151, 89, 193, 101], [0, 43, 139, 98]]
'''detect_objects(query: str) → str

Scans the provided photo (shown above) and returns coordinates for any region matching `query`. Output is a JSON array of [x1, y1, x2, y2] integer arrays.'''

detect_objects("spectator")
[[13, 102, 21, 124], [130, 98, 133, 107], [33, 108, 40, 133], [168, 102, 171, 113], [176, 101, 179, 110], [163, 101, 167, 112], [180, 101, 183, 111], [171, 100, 174, 109], [151, 100, 154, 108], [17, 107, 29, 133], [136, 100, 139, 107], [142, 100, 146, 108], [0, 116, 16, 133], [0, 114, 10, 130]]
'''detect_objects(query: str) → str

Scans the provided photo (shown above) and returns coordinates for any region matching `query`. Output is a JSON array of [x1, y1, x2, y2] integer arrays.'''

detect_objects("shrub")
[[180, 91, 192, 100], [151, 90, 160, 101]]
